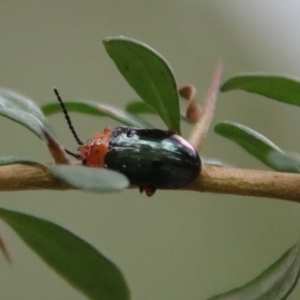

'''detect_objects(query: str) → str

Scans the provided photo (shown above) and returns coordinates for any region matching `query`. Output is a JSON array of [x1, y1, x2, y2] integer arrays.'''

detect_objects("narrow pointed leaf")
[[103, 36, 181, 133], [208, 242, 300, 300], [125, 101, 155, 114], [126, 100, 191, 124], [0, 207, 130, 300], [221, 74, 300, 107], [48, 165, 129, 192], [266, 152, 300, 173], [0, 108, 68, 163], [0, 89, 53, 133], [42, 101, 152, 128], [214, 122, 300, 172], [42, 101, 105, 116], [0, 108, 45, 139], [97, 103, 153, 128]]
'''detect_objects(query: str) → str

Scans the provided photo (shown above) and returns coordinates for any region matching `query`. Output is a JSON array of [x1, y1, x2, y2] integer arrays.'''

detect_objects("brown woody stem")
[[0, 164, 299, 202], [0, 164, 68, 191], [185, 165, 300, 202]]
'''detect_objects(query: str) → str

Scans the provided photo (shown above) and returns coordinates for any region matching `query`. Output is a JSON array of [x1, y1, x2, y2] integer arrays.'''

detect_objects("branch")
[[185, 165, 300, 202], [0, 164, 68, 191], [1, 164, 299, 202]]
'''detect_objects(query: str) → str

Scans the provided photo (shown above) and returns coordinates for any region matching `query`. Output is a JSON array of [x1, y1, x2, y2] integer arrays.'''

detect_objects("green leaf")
[[42, 101, 105, 116], [208, 242, 300, 300], [0, 89, 54, 133], [97, 103, 153, 128], [0, 207, 130, 300], [126, 100, 192, 124], [214, 122, 300, 172], [48, 165, 129, 192], [42, 101, 153, 128], [0, 156, 46, 168], [125, 101, 155, 114], [0, 117, 64, 163], [0, 108, 46, 140], [103, 36, 181, 133], [221, 74, 300, 107], [266, 152, 300, 173]]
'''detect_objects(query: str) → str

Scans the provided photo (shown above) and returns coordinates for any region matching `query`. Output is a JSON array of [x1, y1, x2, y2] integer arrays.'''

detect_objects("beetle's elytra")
[[54, 88, 201, 196], [80, 127, 201, 196]]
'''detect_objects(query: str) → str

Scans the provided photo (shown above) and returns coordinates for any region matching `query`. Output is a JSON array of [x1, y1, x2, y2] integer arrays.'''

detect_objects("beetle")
[[54, 88, 201, 196]]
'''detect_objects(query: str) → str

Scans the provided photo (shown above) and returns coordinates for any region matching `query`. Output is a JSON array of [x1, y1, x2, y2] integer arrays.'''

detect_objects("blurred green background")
[[1, 1, 300, 299]]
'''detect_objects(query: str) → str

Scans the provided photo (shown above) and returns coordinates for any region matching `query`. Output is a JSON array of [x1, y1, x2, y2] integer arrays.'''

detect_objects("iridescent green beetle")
[[55, 89, 201, 196]]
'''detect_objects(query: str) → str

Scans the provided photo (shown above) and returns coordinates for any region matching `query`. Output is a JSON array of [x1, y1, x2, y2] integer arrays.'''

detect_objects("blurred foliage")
[[0, 37, 300, 299]]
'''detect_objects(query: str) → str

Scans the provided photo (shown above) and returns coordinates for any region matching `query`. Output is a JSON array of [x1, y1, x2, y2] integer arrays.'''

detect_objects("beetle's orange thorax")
[[79, 127, 111, 167]]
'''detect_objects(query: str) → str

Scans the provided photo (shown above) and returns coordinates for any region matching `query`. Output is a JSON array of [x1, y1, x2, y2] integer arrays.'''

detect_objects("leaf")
[[125, 101, 155, 114], [0, 91, 61, 156], [214, 122, 300, 172], [0, 108, 46, 140], [98, 103, 153, 128], [103, 36, 181, 133], [42, 101, 104, 116], [266, 152, 300, 173], [126, 100, 192, 124], [42, 101, 153, 128], [220, 74, 300, 107], [208, 242, 300, 300], [0, 108, 65, 163], [0, 89, 54, 133], [0, 207, 130, 300], [48, 165, 129, 192]]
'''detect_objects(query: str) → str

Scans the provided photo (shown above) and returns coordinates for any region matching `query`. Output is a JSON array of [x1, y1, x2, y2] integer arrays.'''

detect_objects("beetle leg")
[[139, 186, 156, 197]]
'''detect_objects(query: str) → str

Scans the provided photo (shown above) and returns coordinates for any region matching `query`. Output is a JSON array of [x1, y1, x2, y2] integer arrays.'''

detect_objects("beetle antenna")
[[64, 148, 81, 159], [53, 87, 83, 146]]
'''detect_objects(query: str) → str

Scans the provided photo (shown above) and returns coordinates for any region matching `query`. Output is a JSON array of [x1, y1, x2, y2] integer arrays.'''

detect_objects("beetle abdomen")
[[104, 127, 201, 189]]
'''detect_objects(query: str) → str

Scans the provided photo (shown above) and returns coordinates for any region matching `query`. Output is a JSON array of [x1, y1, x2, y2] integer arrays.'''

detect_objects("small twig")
[[43, 130, 70, 164], [188, 60, 223, 150], [0, 164, 68, 191], [0, 164, 299, 202]]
